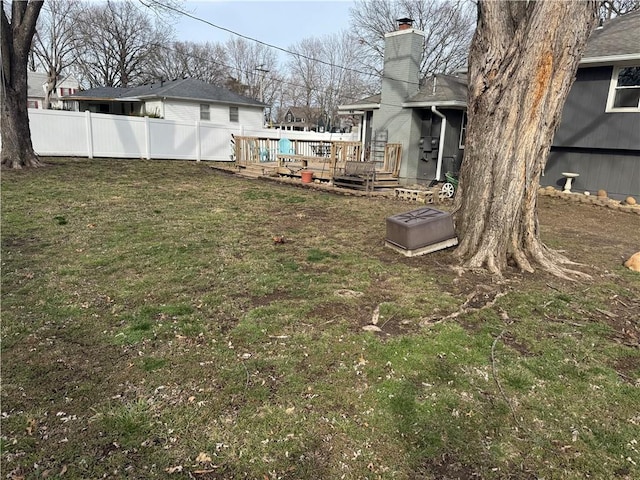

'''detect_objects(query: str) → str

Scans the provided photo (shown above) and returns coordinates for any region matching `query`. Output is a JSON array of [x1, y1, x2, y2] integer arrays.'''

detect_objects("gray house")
[[63, 78, 268, 128], [339, 19, 467, 185], [544, 11, 640, 199], [341, 13, 639, 199]]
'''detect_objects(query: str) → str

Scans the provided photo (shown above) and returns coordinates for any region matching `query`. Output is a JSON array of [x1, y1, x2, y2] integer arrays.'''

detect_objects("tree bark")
[[453, 0, 598, 279], [1, 0, 44, 168]]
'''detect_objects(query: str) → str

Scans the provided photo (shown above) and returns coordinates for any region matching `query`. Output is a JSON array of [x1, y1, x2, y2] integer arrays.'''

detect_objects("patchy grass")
[[2, 157, 639, 479]]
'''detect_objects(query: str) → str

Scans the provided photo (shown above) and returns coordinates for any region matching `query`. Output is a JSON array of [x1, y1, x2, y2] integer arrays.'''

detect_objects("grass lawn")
[[2, 157, 639, 479]]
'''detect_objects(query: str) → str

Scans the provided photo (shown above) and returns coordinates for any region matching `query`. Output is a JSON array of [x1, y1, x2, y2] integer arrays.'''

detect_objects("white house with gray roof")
[[28, 72, 80, 110], [63, 78, 268, 128]]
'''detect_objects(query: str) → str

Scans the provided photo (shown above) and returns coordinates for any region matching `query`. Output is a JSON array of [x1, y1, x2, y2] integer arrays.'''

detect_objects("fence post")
[[144, 116, 151, 160], [195, 120, 201, 162], [84, 110, 94, 159]]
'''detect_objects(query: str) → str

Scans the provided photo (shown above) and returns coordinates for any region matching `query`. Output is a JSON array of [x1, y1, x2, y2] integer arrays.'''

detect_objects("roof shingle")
[[66, 78, 267, 107]]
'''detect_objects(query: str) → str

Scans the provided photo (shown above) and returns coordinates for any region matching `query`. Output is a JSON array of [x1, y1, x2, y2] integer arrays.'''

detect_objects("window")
[[229, 106, 239, 122], [459, 111, 467, 148], [28, 100, 38, 109], [607, 66, 640, 112], [200, 104, 210, 121]]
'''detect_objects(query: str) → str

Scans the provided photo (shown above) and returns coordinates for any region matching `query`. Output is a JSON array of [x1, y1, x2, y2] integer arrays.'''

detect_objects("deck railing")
[[234, 136, 352, 165]]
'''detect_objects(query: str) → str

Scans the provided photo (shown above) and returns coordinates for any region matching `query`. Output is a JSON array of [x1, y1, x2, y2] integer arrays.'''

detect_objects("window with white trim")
[[607, 66, 640, 112], [229, 106, 239, 122], [200, 104, 210, 120], [459, 111, 467, 148]]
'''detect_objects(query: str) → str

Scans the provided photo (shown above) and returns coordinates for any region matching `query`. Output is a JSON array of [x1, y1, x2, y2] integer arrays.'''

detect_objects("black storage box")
[[385, 207, 458, 256]]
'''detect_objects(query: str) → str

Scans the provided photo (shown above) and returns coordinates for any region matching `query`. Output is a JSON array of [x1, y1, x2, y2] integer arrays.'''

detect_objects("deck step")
[[238, 163, 279, 178]]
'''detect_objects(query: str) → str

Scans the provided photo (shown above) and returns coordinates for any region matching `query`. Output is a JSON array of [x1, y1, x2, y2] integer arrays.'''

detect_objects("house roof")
[[28, 72, 80, 98], [286, 106, 324, 118], [404, 74, 467, 108], [64, 86, 128, 101], [27, 72, 48, 98], [582, 10, 640, 65], [338, 75, 467, 112], [340, 11, 640, 113], [66, 78, 268, 108], [338, 94, 381, 112]]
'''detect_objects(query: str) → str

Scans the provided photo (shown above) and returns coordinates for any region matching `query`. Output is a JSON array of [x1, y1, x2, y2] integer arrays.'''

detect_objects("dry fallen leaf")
[[26, 418, 36, 436], [164, 465, 183, 474], [362, 325, 382, 332], [196, 452, 212, 463]]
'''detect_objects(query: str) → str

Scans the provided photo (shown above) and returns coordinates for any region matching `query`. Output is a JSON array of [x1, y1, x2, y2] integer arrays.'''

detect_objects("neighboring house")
[[273, 106, 328, 132], [339, 13, 640, 199], [63, 78, 268, 128], [27, 72, 80, 109]]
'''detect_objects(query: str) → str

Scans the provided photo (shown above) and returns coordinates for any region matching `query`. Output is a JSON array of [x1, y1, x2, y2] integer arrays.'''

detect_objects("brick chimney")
[[397, 17, 414, 31]]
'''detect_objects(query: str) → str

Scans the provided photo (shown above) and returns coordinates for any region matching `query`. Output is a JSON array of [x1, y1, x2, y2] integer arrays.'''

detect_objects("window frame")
[[229, 106, 239, 123], [200, 103, 210, 121], [605, 65, 640, 113], [459, 111, 467, 149]]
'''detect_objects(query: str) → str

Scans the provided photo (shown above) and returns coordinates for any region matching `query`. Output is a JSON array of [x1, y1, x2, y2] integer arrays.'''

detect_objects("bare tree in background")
[[151, 41, 228, 85], [453, 1, 598, 278], [72, 0, 169, 87], [286, 37, 324, 110], [31, 0, 78, 108], [1, 0, 44, 168], [599, 0, 640, 19], [283, 32, 371, 129], [350, 0, 474, 80], [224, 37, 278, 101]]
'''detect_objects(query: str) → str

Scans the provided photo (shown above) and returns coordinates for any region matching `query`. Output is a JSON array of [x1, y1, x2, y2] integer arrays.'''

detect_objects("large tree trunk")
[[453, 1, 598, 279], [1, 0, 44, 169]]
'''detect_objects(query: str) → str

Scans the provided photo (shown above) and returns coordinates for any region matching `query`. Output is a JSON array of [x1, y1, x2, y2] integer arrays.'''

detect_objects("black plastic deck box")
[[385, 207, 458, 256]]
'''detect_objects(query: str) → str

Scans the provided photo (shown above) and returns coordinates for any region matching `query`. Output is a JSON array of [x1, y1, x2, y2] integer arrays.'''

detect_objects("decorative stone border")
[[538, 187, 640, 215]]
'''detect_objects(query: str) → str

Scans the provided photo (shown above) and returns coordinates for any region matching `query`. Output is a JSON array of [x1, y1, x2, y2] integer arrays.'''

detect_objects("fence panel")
[[200, 124, 236, 161], [91, 114, 146, 158], [28, 109, 89, 156], [149, 118, 197, 160], [18, 110, 359, 161]]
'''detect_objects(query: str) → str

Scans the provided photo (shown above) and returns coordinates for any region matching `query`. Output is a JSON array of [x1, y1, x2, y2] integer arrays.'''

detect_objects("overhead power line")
[[144, 0, 410, 84], [137, 0, 423, 110]]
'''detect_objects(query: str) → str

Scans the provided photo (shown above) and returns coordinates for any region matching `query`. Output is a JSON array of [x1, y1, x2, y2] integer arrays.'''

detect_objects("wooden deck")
[[234, 136, 403, 191]]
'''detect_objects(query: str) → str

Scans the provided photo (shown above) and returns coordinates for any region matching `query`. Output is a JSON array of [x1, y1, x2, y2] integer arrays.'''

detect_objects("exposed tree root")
[[456, 241, 591, 281], [1, 154, 43, 169], [421, 287, 507, 326]]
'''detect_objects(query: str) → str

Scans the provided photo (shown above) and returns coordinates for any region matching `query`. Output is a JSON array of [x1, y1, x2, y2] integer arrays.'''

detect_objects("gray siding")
[[411, 109, 465, 183], [373, 29, 424, 184], [543, 149, 640, 200], [546, 65, 640, 200], [553, 66, 640, 150]]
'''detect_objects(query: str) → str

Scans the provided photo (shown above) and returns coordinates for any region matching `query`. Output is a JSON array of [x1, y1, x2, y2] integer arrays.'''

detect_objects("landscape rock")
[[624, 252, 640, 272]]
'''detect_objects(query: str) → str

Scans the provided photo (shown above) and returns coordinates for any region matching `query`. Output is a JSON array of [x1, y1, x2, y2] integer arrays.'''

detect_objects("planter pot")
[[301, 171, 314, 183]]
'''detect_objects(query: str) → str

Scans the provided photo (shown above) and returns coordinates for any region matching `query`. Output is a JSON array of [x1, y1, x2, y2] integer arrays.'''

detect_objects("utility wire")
[[144, 0, 421, 88]]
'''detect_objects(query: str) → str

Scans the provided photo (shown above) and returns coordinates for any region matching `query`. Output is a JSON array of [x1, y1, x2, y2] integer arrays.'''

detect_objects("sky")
[[174, 0, 355, 49]]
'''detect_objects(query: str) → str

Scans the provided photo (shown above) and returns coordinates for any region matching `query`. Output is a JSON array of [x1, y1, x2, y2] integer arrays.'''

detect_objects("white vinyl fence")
[[13, 109, 358, 161]]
